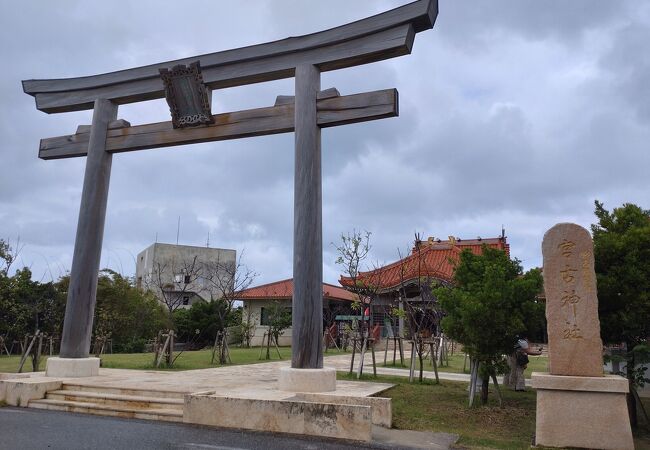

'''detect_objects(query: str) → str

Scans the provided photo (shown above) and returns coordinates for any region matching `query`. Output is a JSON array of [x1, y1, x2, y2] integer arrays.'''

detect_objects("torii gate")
[[23, 0, 437, 387]]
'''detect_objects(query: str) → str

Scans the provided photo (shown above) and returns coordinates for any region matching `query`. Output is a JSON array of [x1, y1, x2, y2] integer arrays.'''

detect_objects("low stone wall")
[[1, 377, 61, 407], [295, 392, 391, 428], [0, 373, 35, 403], [184, 392, 372, 441], [249, 326, 292, 347]]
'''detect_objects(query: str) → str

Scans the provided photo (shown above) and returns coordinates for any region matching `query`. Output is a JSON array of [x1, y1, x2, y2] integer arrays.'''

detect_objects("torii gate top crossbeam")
[[22, 0, 437, 113]]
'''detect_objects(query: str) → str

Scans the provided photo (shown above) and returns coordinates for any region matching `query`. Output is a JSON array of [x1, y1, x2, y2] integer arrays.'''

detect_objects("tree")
[[239, 305, 256, 348], [173, 299, 229, 349], [93, 270, 170, 353], [334, 230, 383, 344], [144, 255, 203, 317], [0, 266, 66, 350], [433, 246, 543, 405], [592, 200, 650, 427], [201, 252, 256, 363], [393, 238, 446, 382], [0, 238, 21, 277], [262, 301, 292, 360]]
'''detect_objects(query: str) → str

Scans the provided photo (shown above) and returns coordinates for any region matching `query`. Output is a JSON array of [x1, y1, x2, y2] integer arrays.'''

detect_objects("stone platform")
[[0, 360, 393, 442], [532, 372, 634, 450]]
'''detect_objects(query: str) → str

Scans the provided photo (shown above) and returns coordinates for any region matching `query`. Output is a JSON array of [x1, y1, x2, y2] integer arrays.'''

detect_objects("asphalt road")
[[0, 407, 400, 450]]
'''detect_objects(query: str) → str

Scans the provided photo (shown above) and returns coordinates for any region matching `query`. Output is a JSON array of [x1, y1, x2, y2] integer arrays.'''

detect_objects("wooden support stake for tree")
[[258, 333, 266, 360], [32, 332, 43, 372], [223, 332, 232, 364], [349, 336, 357, 374], [18, 332, 39, 373], [370, 338, 377, 376], [152, 331, 162, 367], [357, 336, 368, 379], [491, 373, 503, 407], [0, 336, 9, 356], [273, 334, 281, 359], [156, 332, 171, 368], [167, 331, 174, 367], [429, 341, 439, 383], [408, 340, 416, 383], [631, 387, 650, 425], [211, 333, 219, 364], [384, 338, 389, 365]]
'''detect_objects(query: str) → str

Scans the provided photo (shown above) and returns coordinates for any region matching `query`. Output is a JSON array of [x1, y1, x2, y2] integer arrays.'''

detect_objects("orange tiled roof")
[[339, 237, 509, 291], [237, 278, 356, 302]]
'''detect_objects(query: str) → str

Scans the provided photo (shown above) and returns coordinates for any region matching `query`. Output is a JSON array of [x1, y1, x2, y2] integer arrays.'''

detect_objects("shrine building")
[[339, 235, 510, 338]]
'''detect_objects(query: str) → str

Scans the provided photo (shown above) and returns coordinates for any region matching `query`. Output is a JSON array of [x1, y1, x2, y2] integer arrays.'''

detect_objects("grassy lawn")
[[0, 347, 345, 372], [339, 372, 650, 450], [340, 372, 537, 449], [383, 352, 548, 379]]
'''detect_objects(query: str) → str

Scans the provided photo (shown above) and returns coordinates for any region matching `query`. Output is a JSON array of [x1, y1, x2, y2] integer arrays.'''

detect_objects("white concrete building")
[[136, 243, 236, 310], [237, 278, 356, 346]]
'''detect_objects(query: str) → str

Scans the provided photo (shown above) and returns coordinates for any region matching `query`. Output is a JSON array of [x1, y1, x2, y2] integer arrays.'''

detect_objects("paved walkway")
[[323, 351, 533, 387], [12, 359, 392, 400], [3, 359, 459, 449]]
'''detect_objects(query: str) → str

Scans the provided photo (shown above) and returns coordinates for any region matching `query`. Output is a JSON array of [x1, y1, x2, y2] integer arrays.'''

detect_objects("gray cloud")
[[1, 1, 648, 286]]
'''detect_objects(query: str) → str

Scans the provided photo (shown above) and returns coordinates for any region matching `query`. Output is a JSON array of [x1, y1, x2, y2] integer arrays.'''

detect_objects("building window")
[[260, 307, 292, 326], [183, 296, 190, 306], [184, 275, 191, 284]]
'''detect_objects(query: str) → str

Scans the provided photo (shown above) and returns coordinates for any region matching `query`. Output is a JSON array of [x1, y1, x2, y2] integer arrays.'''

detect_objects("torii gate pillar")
[[46, 98, 117, 377], [292, 65, 323, 368], [279, 64, 337, 391]]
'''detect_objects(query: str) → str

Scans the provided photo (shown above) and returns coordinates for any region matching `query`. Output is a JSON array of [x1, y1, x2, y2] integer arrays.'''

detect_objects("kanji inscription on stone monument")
[[542, 223, 603, 376]]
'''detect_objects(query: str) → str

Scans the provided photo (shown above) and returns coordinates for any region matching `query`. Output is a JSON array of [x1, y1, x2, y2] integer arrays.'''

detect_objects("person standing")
[[505, 334, 542, 391]]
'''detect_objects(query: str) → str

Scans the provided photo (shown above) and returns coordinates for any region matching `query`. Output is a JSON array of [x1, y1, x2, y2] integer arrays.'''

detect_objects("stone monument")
[[532, 223, 633, 449]]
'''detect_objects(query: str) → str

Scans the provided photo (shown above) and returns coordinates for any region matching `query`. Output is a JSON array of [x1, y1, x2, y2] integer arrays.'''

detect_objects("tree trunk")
[[418, 343, 424, 382], [468, 359, 479, 407], [480, 375, 489, 405], [266, 329, 272, 360], [626, 348, 637, 428]]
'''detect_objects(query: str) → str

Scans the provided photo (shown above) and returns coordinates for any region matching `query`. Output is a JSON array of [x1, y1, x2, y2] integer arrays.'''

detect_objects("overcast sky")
[[1, 1, 648, 286]]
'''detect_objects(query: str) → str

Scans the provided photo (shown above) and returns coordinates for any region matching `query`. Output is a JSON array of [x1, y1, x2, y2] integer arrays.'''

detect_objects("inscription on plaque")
[[160, 61, 213, 128], [542, 223, 603, 376]]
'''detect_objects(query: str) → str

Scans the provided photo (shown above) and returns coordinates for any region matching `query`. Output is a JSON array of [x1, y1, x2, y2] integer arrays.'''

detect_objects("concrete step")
[[28, 398, 183, 422], [46, 390, 183, 411], [60, 384, 185, 400]]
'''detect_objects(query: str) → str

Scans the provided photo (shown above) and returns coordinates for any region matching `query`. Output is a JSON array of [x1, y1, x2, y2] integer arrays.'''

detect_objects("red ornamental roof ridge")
[[237, 278, 356, 302], [339, 236, 509, 290]]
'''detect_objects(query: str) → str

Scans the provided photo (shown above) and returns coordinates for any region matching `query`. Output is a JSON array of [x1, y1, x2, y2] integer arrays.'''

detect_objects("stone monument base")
[[278, 367, 336, 392], [532, 372, 634, 450], [45, 357, 100, 378]]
